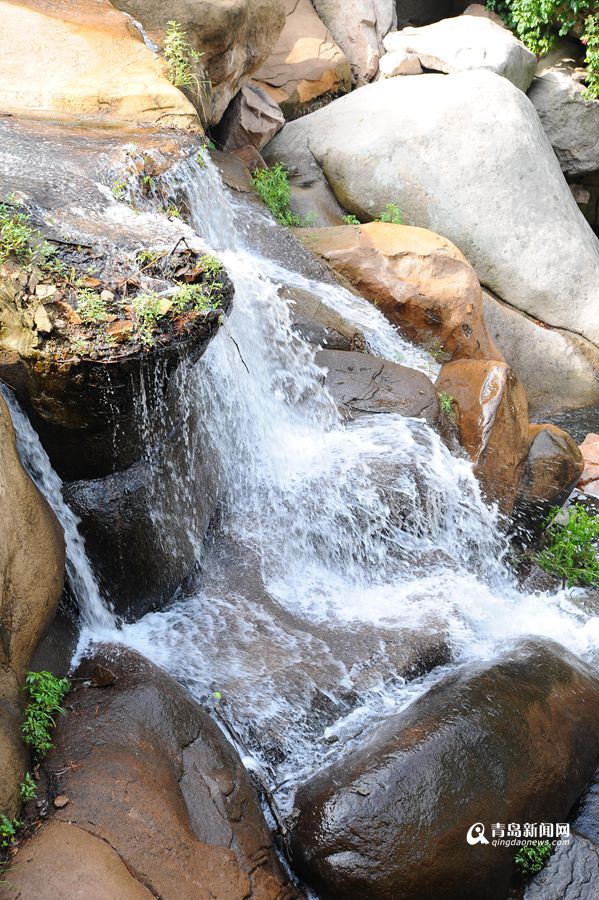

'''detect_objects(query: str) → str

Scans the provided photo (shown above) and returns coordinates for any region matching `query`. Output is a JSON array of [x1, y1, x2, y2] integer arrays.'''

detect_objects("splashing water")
[[2, 388, 116, 630], [22, 152, 599, 810]]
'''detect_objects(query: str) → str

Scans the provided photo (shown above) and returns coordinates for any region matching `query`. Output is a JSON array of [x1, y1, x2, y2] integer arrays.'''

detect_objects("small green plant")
[[429, 338, 445, 362], [163, 21, 202, 91], [514, 842, 552, 877], [377, 203, 404, 225], [438, 391, 456, 423], [341, 214, 361, 225], [0, 203, 55, 267], [19, 773, 37, 803], [0, 815, 21, 849], [166, 204, 182, 219], [486, 1, 599, 98], [21, 671, 70, 757], [537, 504, 599, 588], [76, 289, 108, 324], [111, 179, 128, 201], [252, 163, 304, 227], [136, 249, 162, 268], [132, 291, 165, 346]]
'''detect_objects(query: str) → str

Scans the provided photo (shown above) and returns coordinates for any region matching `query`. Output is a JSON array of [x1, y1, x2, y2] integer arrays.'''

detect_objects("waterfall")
[[2, 388, 116, 631], [72, 153, 599, 809], [8, 150, 599, 812]]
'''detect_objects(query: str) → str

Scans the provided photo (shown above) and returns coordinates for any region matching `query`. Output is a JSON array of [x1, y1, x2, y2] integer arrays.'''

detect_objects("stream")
[[8, 152, 599, 819]]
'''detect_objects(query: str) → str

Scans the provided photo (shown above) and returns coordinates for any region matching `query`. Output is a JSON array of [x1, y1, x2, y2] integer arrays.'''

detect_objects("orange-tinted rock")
[[436, 359, 529, 511], [515, 424, 584, 522], [0, 0, 199, 129], [3, 646, 297, 900], [254, 0, 351, 116], [579, 433, 599, 497], [297, 223, 501, 361]]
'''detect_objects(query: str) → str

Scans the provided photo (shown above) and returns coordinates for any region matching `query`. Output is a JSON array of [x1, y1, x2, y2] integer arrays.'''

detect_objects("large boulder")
[[265, 71, 599, 349], [436, 358, 529, 511], [312, 0, 397, 83], [1, 646, 296, 899], [297, 223, 500, 361], [215, 80, 284, 152], [483, 290, 599, 416], [528, 44, 599, 177], [316, 348, 440, 425], [0, 0, 199, 129], [0, 395, 65, 818], [111, 0, 286, 125], [578, 433, 599, 498], [290, 639, 599, 900], [383, 15, 537, 91], [514, 424, 584, 524], [254, 0, 351, 117]]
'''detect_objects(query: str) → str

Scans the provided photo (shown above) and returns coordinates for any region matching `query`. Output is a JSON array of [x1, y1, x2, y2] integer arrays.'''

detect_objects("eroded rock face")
[[254, 0, 351, 117], [483, 290, 599, 415], [2, 646, 296, 900], [297, 223, 499, 361], [0, 394, 65, 817], [529, 42, 599, 178], [514, 424, 584, 524], [384, 15, 536, 91], [316, 348, 440, 425], [290, 639, 599, 900], [216, 80, 285, 152], [111, 0, 286, 125], [265, 71, 599, 349], [312, 0, 397, 83], [436, 358, 529, 511], [0, 0, 199, 129]]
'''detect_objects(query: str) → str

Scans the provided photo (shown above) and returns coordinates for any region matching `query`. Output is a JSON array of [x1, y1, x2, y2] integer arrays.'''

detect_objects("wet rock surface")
[[0, 394, 65, 818], [436, 358, 529, 511], [1, 646, 297, 900], [317, 348, 440, 425], [298, 222, 499, 361], [515, 424, 584, 525], [290, 639, 599, 900]]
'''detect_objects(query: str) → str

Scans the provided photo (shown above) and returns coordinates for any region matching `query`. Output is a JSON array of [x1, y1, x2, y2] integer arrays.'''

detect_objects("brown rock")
[[53, 300, 82, 326], [53, 795, 69, 809], [217, 80, 284, 152], [316, 348, 440, 425], [290, 639, 599, 900], [436, 359, 529, 511], [2, 645, 296, 899], [515, 423, 583, 522], [254, 0, 351, 117], [111, 0, 286, 125], [0, 394, 65, 816], [0, 0, 199, 129], [106, 319, 134, 341], [3, 821, 154, 899], [579, 433, 599, 497], [296, 223, 500, 361]]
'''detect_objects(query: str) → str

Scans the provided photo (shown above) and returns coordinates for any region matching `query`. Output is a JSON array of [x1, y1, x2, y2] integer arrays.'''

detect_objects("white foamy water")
[[14, 152, 599, 812]]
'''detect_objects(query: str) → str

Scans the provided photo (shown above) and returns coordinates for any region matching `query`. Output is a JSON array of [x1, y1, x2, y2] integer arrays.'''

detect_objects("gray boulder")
[[528, 44, 599, 177], [384, 15, 536, 90], [483, 290, 599, 415], [312, 0, 396, 83], [266, 70, 599, 347]]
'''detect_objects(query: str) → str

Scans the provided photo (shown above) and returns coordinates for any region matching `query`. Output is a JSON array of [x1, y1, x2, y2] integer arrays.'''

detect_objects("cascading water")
[[19, 150, 599, 814], [1, 388, 116, 631]]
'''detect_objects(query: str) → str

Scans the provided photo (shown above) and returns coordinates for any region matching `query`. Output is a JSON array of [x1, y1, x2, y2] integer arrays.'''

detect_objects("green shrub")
[[438, 391, 456, 423], [252, 163, 304, 226], [0, 815, 21, 850], [76, 289, 108, 324], [342, 214, 361, 225], [514, 842, 552, 877], [377, 203, 404, 225], [537, 504, 599, 588], [19, 773, 37, 803], [0, 203, 55, 267], [21, 671, 70, 757], [163, 21, 202, 91], [487, 1, 599, 98]]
